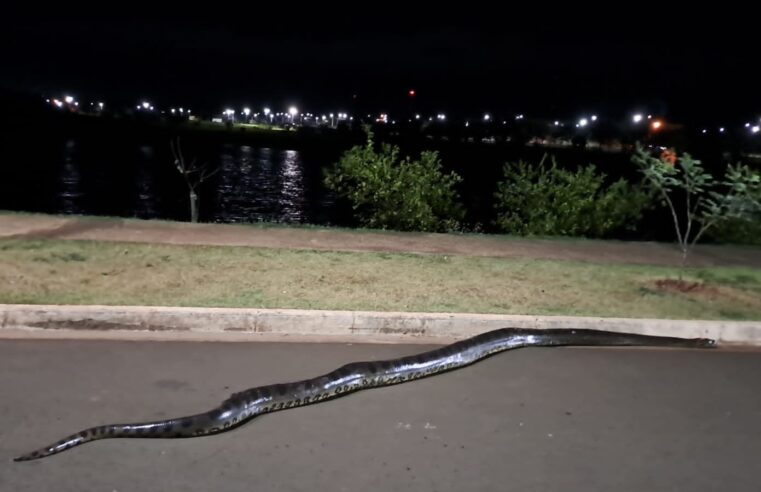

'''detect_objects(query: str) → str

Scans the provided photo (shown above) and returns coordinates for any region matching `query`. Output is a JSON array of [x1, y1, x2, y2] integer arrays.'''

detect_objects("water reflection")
[[213, 145, 306, 223], [58, 140, 83, 214], [134, 145, 158, 218]]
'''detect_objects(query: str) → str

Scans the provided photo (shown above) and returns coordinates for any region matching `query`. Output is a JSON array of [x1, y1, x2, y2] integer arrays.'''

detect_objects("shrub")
[[493, 155, 650, 237], [324, 131, 464, 232]]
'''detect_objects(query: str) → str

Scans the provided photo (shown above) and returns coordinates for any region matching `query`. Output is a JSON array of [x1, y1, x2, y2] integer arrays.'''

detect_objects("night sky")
[[2, 7, 758, 124]]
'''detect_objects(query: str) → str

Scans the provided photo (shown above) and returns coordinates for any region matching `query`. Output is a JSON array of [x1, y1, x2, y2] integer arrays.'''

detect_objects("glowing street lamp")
[[243, 107, 251, 117], [483, 113, 491, 122], [289, 106, 299, 124], [651, 120, 663, 131], [97, 102, 104, 110], [64, 95, 74, 104], [719, 127, 725, 133], [437, 113, 446, 121], [142, 101, 150, 110], [752, 125, 760, 134], [633, 114, 644, 123], [578, 118, 589, 127], [591, 115, 598, 121]]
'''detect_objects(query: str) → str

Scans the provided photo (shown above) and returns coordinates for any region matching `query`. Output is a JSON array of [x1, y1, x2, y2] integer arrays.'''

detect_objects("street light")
[[483, 113, 491, 122], [578, 118, 589, 127], [633, 114, 644, 123], [752, 126, 760, 134], [142, 101, 150, 109], [64, 95, 74, 104]]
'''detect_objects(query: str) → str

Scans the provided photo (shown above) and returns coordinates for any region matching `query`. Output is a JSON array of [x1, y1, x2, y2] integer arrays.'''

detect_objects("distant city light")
[[647, 115, 652, 119], [578, 118, 589, 127], [437, 113, 446, 120], [515, 114, 524, 120], [591, 115, 598, 121], [554, 120, 560, 126], [415, 114, 420, 120], [651, 120, 663, 131], [98, 102, 104, 109], [64, 96, 74, 104], [702, 129, 708, 134], [719, 127, 725, 133], [408, 89, 416, 97], [171, 108, 176, 113], [53, 99, 63, 108], [289, 107, 299, 116], [263, 107, 271, 116], [142, 101, 150, 109], [633, 114, 644, 123], [243, 107, 251, 116], [746, 123, 751, 128], [483, 113, 491, 121], [752, 125, 760, 134]]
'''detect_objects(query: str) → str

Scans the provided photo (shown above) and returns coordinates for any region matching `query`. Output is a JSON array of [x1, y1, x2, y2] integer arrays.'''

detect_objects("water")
[[1, 135, 345, 225]]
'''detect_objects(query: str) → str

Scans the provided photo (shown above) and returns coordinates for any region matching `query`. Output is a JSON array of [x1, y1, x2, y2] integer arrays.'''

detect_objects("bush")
[[493, 155, 651, 237], [324, 131, 464, 232], [707, 217, 761, 245]]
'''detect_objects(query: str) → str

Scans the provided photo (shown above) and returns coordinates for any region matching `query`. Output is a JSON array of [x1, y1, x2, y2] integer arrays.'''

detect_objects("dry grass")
[[1, 239, 760, 320]]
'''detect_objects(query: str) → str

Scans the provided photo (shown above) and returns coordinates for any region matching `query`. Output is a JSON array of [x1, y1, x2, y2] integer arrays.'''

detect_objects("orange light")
[[651, 120, 663, 131]]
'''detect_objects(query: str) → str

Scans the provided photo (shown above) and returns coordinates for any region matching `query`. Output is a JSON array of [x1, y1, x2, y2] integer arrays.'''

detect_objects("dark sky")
[[2, 7, 758, 123]]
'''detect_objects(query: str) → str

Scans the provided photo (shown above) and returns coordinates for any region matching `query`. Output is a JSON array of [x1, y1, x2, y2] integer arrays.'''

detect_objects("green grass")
[[1, 238, 760, 320]]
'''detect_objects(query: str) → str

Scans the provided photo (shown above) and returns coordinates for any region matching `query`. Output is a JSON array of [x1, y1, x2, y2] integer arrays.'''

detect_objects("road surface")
[[1, 339, 760, 491]]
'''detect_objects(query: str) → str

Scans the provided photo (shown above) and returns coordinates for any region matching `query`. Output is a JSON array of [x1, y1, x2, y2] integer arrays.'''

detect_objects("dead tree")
[[169, 137, 219, 223]]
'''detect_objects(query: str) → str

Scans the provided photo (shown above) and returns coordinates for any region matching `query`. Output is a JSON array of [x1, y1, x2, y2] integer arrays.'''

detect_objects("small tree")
[[169, 137, 219, 223], [324, 129, 464, 232], [632, 145, 761, 270]]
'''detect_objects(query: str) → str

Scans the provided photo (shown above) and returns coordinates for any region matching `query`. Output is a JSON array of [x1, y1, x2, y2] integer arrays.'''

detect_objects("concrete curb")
[[1, 304, 760, 345]]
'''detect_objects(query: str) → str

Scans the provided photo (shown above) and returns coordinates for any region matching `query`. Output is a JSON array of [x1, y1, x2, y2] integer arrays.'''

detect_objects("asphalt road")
[[1, 339, 760, 491]]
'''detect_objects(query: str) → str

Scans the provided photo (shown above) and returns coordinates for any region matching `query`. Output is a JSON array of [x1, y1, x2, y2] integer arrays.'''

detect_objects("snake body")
[[14, 328, 716, 461]]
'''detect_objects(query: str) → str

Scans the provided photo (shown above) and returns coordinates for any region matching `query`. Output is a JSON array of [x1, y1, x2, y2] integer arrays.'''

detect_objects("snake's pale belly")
[[14, 328, 716, 462]]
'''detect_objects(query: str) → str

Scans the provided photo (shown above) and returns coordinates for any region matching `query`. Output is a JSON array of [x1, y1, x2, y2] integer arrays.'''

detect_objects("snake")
[[14, 328, 716, 462]]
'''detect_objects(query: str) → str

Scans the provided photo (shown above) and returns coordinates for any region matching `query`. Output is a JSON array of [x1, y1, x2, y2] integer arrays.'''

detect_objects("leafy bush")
[[324, 131, 464, 232], [494, 155, 651, 237]]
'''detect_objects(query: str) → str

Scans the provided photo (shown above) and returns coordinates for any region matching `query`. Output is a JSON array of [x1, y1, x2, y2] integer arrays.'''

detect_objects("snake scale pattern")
[[14, 328, 716, 461]]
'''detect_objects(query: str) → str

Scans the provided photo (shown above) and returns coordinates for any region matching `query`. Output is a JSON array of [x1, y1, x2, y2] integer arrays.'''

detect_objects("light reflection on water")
[[213, 145, 307, 223], [59, 140, 83, 214]]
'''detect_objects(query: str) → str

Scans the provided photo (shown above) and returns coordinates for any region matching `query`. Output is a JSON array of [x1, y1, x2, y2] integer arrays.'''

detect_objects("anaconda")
[[14, 328, 716, 461]]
